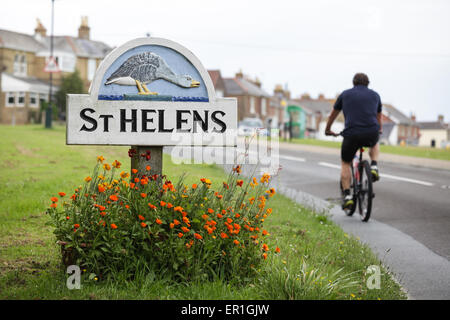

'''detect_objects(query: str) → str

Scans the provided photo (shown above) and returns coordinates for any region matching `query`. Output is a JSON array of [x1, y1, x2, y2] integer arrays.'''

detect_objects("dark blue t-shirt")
[[333, 85, 382, 137]]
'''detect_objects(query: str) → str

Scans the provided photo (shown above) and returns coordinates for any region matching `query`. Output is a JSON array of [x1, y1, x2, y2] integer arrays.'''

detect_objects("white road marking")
[[318, 162, 341, 169], [279, 155, 306, 162], [318, 162, 434, 187]]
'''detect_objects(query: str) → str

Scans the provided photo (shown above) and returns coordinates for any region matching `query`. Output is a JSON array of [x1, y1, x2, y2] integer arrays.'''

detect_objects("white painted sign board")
[[67, 38, 237, 146]]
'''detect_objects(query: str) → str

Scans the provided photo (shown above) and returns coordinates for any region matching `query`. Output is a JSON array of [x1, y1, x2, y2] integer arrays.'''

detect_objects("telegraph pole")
[[45, 0, 55, 128]]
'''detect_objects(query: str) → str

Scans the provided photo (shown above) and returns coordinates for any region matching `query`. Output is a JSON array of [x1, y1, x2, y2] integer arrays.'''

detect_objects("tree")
[[55, 70, 85, 120]]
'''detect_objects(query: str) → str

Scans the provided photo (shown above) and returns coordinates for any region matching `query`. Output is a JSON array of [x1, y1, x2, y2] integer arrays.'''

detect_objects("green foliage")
[[55, 70, 85, 113], [46, 158, 277, 282]]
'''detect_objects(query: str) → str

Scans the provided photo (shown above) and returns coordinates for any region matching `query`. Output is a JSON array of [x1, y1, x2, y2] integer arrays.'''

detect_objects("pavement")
[[166, 140, 450, 299]]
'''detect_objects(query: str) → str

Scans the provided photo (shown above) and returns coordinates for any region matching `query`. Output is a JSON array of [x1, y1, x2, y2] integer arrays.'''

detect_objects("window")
[[249, 97, 255, 114], [13, 54, 27, 76], [6, 92, 15, 107], [87, 59, 96, 81], [17, 92, 25, 107], [261, 98, 266, 116], [30, 93, 38, 108]]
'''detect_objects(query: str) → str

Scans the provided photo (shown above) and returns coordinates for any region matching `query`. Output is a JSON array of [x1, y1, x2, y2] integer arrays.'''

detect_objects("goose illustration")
[[105, 51, 200, 95]]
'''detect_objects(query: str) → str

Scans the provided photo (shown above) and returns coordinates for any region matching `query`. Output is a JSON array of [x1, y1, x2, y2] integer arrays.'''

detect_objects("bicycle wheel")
[[358, 160, 373, 222], [340, 165, 357, 216]]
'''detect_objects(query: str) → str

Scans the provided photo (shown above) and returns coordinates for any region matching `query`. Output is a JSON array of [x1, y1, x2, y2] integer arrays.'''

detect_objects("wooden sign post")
[[66, 38, 237, 176]]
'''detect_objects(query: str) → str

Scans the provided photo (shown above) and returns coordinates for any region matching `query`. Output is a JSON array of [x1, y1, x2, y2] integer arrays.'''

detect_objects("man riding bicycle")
[[325, 73, 382, 210]]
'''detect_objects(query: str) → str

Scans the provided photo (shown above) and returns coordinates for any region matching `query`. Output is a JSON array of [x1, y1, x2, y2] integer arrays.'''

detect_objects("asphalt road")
[[270, 144, 450, 261]]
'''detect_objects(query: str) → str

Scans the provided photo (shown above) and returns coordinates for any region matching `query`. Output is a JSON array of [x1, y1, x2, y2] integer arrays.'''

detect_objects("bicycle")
[[338, 134, 375, 222]]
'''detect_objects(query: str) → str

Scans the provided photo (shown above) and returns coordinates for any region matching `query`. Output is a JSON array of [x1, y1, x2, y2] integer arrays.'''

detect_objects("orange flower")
[[97, 155, 105, 163], [84, 176, 92, 182], [173, 219, 180, 225], [207, 208, 214, 214], [262, 243, 269, 251], [155, 218, 163, 225], [145, 165, 151, 171], [167, 203, 173, 209], [181, 227, 190, 233], [148, 203, 156, 210], [169, 223, 175, 229], [140, 193, 147, 198], [74, 224, 80, 229], [138, 215, 145, 221], [111, 223, 118, 229], [202, 214, 209, 220], [178, 233, 184, 238], [233, 240, 240, 245], [160, 201, 166, 207], [192, 184, 197, 189], [131, 169, 138, 174], [112, 160, 122, 168], [50, 203, 57, 208], [109, 194, 118, 201], [98, 185, 105, 193], [174, 206, 183, 212], [262, 230, 269, 236], [120, 171, 129, 179], [263, 253, 267, 260], [140, 222, 147, 228], [275, 247, 281, 253], [51, 197, 58, 203], [235, 213, 240, 218], [58, 192, 66, 197], [220, 232, 228, 239], [194, 233, 203, 240], [66, 216, 70, 220], [217, 213, 223, 219], [236, 180, 244, 187], [103, 163, 111, 171]]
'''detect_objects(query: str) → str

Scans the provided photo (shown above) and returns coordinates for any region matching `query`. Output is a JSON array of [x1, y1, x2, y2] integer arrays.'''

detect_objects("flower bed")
[[47, 157, 279, 282]]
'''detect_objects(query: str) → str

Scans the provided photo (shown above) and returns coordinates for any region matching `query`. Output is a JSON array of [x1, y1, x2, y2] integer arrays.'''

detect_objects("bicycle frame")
[[352, 148, 365, 184]]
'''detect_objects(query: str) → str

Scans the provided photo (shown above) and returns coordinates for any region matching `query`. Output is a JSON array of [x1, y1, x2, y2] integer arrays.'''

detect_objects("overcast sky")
[[1, 0, 449, 121]]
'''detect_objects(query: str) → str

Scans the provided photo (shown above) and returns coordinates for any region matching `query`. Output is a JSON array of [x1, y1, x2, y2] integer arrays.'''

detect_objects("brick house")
[[0, 17, 111, 124], [223, 70, 271, 123], [382, 104, 420, 145]]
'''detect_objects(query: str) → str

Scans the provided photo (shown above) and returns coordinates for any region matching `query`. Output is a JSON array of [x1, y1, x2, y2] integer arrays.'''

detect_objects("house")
[[292, 93, 344, 141], [382, 104, 420, 145], [417, 115, 449, 148], [0, 17, 111, 124], [223, 70, 271, 124], [207, 70, 226, 98]]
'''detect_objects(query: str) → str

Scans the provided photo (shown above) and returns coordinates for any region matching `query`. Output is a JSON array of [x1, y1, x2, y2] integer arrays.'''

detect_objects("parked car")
[[238, 118, 268, 136]]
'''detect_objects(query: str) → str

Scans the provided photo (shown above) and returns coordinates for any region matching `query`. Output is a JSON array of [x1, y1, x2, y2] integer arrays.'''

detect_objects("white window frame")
[[13, 54, 27, 76], [5, 92, 15, 107], [16, 92, 25, 107], [87, 58, 96, 81], [249, 97, 255, 114], [29, 93, 38, 108], [261, 98, 266, 116]]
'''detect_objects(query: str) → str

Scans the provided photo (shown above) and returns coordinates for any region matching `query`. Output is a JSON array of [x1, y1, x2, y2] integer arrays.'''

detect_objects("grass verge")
[[0, 125, 406, 300]]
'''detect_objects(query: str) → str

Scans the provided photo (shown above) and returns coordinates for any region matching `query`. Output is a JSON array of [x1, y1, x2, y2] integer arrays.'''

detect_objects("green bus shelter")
[[285, 104, 306, 138]]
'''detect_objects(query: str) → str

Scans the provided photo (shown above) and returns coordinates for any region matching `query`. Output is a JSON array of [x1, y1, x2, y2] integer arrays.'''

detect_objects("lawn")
[[290, 138, 450, 161], [0, 125, 406, 300]]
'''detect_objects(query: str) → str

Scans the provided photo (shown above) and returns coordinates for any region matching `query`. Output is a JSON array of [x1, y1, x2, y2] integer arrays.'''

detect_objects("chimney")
[[438, 114, 444, 123], [300, 93, 311, 100], [34, 18, 47, 37], [78, 16, 90, 40], [318, 93, 325, 100], [274, 84, 283, 95], [235, 69, 243, 79], [411, 114, 416, 122], [254, 77, 261, 88]]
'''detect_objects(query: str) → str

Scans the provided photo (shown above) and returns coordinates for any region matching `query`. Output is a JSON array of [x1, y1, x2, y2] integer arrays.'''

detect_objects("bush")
[[46, 156, 279, 283]]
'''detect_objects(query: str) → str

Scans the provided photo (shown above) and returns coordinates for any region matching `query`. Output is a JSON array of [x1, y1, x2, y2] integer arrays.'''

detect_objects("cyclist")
[[324, 73, 383, 210]]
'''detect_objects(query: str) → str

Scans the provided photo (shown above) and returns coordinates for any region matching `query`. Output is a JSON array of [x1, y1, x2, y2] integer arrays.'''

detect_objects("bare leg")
[[341, 161, 352, 190], [141, 83, 158, 95], [369, 143, 379, 162]]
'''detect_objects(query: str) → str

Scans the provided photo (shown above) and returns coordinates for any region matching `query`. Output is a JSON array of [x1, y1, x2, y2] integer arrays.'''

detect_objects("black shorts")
[[341, 131, 379, 163]]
